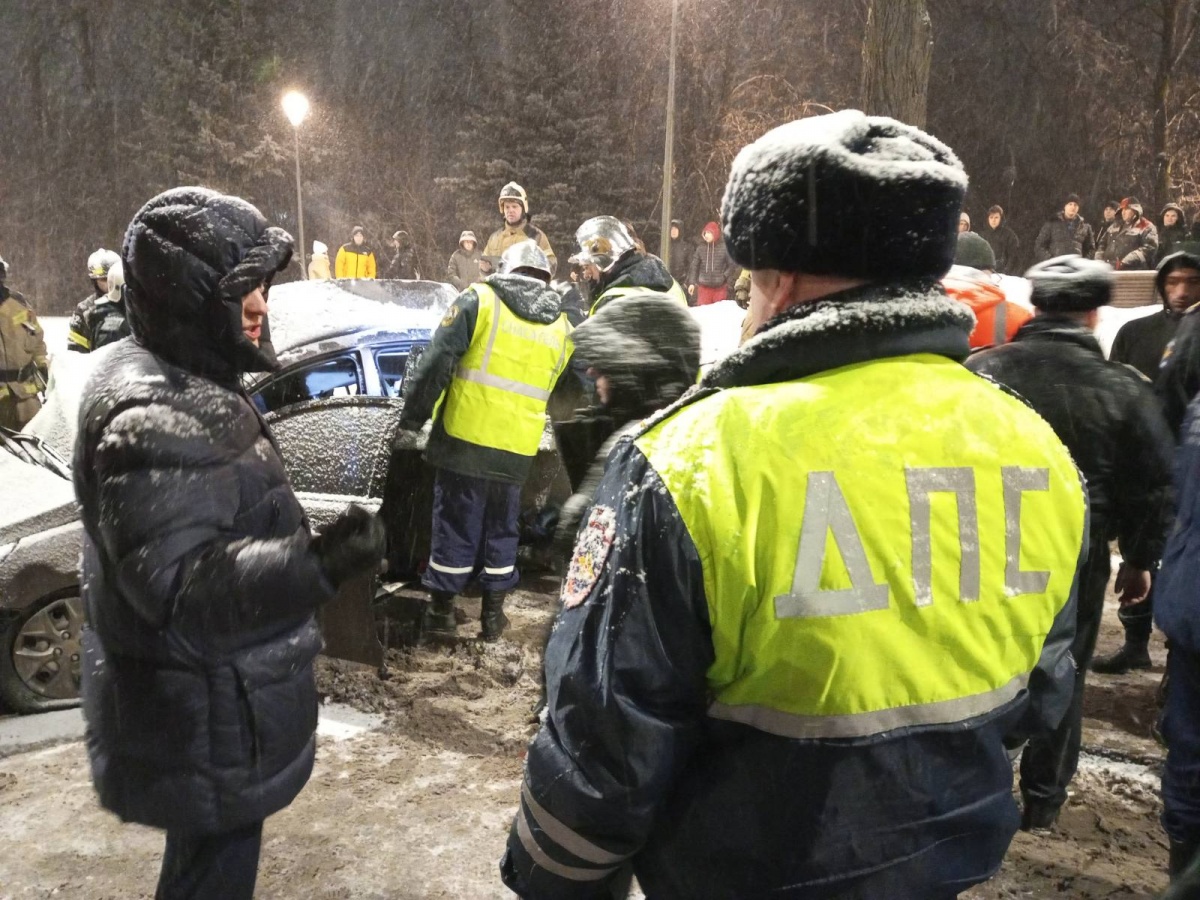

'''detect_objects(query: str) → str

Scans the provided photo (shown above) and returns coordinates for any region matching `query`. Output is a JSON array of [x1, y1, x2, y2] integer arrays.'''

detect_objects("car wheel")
[[0, 592, 84, 713]]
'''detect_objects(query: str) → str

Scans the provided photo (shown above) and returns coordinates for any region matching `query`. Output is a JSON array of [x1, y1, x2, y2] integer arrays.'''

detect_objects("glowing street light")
[[282, 91, 310, 278], [658, 0, 680, 269]]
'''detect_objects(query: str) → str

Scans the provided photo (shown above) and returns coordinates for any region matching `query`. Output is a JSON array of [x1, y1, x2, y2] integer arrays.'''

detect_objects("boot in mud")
[[480, 591, 510, 642], [422, 591, 458, 643], [1091, 640, 1152, 674]]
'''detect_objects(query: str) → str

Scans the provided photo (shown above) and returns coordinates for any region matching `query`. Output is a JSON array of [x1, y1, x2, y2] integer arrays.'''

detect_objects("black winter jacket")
[[397, 274, 570, 483], [1035, 213, 1096, 262], [74, 188, 329, 834], [967, 317, 1174, 567], [1153, 251, 1200, 435], [980, 223, 1021, 274], [503, 283, 1082, 900], [687, 236, 738, 289]]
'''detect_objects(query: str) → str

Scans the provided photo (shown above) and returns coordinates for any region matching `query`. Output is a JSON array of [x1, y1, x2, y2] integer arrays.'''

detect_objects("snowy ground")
[[0, 570, 1174, 899]]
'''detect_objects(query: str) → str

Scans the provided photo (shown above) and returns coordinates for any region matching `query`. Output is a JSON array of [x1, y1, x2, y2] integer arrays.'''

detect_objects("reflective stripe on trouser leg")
[[479, 479, 522, 592], [422, 468, 490, 594]]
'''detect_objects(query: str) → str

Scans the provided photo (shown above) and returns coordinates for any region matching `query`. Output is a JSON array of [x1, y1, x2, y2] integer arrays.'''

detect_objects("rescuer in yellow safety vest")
[[397, 240, 573, 643], [569, 215, 687, 317], [503, 111, 1088, 900]]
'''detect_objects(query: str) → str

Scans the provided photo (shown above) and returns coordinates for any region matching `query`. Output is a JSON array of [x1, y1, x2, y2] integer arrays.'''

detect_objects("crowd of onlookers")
[[961, 193, 1200, 275]]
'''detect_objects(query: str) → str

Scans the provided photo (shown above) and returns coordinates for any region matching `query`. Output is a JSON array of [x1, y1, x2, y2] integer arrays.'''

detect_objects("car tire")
[[0, 591, 84, 713]]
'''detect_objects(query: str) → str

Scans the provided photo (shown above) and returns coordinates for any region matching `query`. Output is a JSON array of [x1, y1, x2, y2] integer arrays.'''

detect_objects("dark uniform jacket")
[[502, 284, 1081, 900], [1035, 213, 1096, 262], [398, 274, 568, 484], [74, 188, 329, 835], [67, 291, 103, 352], [0, 285, 48, 426], [967, 317, 1174, 567]]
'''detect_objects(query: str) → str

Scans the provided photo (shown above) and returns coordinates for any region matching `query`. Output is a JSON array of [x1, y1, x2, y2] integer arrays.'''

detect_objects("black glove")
[[313, 504, 387, 588]]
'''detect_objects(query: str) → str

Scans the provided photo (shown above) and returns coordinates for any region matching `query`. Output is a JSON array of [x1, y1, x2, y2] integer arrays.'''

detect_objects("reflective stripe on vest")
[[993, 302, 1007, 345], [591, 280, 688, 317], [636, 353, 1085, 740], [440, 283, 572, 457]]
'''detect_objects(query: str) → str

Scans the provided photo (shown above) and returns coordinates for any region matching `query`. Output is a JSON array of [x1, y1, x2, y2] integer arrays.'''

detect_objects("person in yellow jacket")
[[397, 240, 572, 643], [0, 255, 49, 429], [334, 226, 376, 279], [481, 182, 556, 276], [503, 111, 1087, 899]]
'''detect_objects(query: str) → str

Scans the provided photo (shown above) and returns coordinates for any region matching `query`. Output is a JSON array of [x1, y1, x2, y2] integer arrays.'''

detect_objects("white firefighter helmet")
[[499, 240, 552, 281], [569, 216, 635, 272], [87, 248, 121, 280], [498, 182, 529, 216], [0, 255, 7, 281], [102, 259, 125, 305]]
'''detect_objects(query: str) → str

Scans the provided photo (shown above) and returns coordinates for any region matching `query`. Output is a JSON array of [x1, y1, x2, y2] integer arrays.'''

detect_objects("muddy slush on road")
[[0, 571, 1174, 899]]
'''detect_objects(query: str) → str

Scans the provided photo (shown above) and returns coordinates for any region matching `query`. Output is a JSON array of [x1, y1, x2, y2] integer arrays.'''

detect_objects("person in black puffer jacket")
[[73, 187, 386, 900], [966, 256, 1175, 832]]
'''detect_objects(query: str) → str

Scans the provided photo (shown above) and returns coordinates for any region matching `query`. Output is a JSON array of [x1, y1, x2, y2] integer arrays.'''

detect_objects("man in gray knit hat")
[[502, 110, 1087, 899]]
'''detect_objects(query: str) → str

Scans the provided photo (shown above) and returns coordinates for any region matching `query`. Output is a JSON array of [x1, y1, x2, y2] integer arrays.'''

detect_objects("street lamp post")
[[658, 0, 680, 269], [282, 91, 310, 279]]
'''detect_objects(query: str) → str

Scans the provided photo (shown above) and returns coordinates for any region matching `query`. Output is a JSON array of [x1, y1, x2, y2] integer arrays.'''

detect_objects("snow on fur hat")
[[720, 110, 967, 281], [1026, 255, 1113, 312], [954, 231, 996, 271]]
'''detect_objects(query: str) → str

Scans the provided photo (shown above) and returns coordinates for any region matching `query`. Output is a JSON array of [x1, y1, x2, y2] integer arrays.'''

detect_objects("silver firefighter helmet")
[[499, 240, 552, 281], [87, 248, 121, 280], [569, 216, 635, 272]]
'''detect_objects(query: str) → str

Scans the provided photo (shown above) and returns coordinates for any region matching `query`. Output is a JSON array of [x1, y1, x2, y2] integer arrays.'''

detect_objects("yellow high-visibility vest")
[[636, 353, 1085, 739], [439, 283, 573, 457], [591, 280, 688, 317]]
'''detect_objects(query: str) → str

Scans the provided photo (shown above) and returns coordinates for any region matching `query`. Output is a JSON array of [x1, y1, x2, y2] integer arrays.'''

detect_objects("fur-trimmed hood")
[[485, 273, 564, 324], [703, 281, 973, 390]]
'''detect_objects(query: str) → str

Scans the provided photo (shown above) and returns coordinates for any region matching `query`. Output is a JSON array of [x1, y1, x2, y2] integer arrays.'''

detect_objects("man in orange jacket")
[[942, 231, 1030, 348]]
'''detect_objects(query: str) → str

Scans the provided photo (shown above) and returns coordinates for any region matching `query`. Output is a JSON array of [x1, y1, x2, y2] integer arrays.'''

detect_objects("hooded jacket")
[[942, 265, 1031, 348], [398, 273, 570, 483], [308, 241, 331, 281], [447, 235, 485, 291], [1035, 212, 1096, 262], [503, 283, 1083, 900], [1110, 260, 1187, 379], [1154, 251, 1200, 434], [73, 187, 332, 834], [1099, 202, 1159, 270], [687, 222, 738, 289], [1159, 204, 1190, 265], [667, 219, 694, 284], [967, 316, 1174, 566]]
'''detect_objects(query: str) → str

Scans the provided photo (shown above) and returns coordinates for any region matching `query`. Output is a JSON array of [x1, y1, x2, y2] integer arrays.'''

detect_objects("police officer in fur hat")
[[503, 110, 1088, 899]]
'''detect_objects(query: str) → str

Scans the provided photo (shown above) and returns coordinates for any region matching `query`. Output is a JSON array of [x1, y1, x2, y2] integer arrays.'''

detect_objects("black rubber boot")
[[422, 591, 458, 642], [1020, 802, 1059, 833], [1170, 839, 1200, 892], [480, 591, 510, 642], [1091, 641, 1152, 674]]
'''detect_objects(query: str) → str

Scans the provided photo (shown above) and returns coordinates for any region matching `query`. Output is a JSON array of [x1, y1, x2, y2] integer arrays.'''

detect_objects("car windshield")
[[0, 428, 71, 480]]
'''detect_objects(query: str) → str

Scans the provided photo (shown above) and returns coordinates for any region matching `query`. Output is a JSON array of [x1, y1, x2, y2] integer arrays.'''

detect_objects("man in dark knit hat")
[[980, 204, 1021, 274], [74, 187, 386, 898], [967, 256, 1175, 831], [1035, 193, 1096, 261], [503, 110, 1087, 899]]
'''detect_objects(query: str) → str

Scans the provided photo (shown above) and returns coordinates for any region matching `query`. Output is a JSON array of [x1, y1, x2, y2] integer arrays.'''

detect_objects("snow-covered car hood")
[[0, 452, 78, 546]]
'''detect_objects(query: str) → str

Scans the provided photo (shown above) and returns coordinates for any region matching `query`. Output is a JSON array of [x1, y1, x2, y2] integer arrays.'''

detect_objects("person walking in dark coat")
[[1035, 193, 1096, 262], [1160, 204, 1191, 265], [385, 229, 421, 279], [667, 218, 694, 285], [967, 256, 1175, 830], [980, 205, 1021, 274], [73, 187, 386, 900]]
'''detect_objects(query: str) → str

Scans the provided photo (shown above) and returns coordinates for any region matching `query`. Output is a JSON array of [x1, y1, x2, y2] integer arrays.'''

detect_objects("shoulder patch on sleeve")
[[561, 505, 617, 608], [441, 305, 461, 327]]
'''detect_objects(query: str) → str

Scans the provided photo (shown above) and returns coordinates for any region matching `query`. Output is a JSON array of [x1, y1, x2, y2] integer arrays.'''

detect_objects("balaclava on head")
[[122, 187, 294, 384]]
